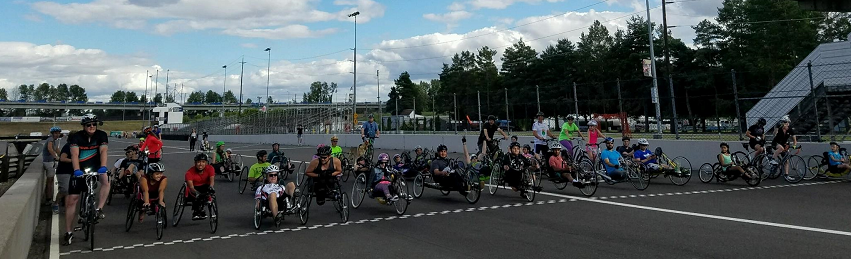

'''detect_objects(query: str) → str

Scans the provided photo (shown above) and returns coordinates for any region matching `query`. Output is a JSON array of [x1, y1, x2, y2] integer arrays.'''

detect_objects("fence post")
[[453, 93, 458, 134], [535, 85, 541, 113], [617, 79, 623, 115], [807, 61, 822, 142], [731, 69, 743, 141], [825, 95, 834, 141]]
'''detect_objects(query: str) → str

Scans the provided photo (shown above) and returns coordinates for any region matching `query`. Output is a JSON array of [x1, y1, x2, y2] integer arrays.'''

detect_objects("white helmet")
[[265, 164, 280, 173], [549, 142, 563, 150], [637, 138, 650, 145], [780, 115, 790, 123], [588, 120, 598, 126]]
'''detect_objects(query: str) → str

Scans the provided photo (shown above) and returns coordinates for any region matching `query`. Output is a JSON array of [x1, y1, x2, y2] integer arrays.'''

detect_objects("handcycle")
[[253, 171, 301, 229], [579, 141, 650, 192], [698, 153, 761, 186], [413, 158, 482, 204], [75, 169, 100, 250], [216, 152, 244, 182], [171, 183, 219, 233], [764, 144, 806, 183], [736, 143, 770, 178], [806, 147, 850, 180], [351, 166, 412, 215], [269, 154, 296, 181], [529, 139, 598, 195], [295, 173, 350, 225], [487, 156, 540, 202], [124, 182, 168, 240], [107, 154, 144, 206], [628, 147, 692, 186]]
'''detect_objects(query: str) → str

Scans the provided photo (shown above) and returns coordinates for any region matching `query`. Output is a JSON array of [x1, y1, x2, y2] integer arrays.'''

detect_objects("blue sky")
[[0, 0, 722, 102]]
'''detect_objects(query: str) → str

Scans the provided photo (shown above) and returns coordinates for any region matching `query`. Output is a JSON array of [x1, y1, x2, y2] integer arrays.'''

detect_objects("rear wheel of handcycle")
[[784, 155, 806, 184], [338, 193, 350, 223], [124, 198, 138, 232], [523, 170, 535, 202], [805, 155, 824, 180], [577, 160, 598, 196], [238, 166, 250, 194], [155, 205, 166, 240], [351, 173, 367, 209], [698, 163, 715, 183], [106, 176, 117, 205], [253, 199, 263, 230], [341, 158, 351, 182], [412, 174, 425, 198], [668, 156, 692, 186], [298, 193, 311, 225], [464, 171, 481, 204], [533, 165, 543, 187], [172, 185, 185, 227]]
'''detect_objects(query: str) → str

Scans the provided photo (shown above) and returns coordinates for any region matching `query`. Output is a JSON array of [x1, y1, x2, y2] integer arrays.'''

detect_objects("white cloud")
[[448, 2, 466, 11], [468, 0, 563, 10], [222, 25, 339, 40], [240, 43, 258, 49], [423, 11, 474, 31], [23, 13, 42, 22]]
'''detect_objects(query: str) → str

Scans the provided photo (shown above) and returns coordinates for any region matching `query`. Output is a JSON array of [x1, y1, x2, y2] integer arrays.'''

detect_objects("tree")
[[68, 85, 87, 102], [33, 83, 51, 101], [53, 84, 69, 101], [187, 91, 205, 103], [165, 93, 175, 103], [109, 90, 126, 103], [125, 91, 139, 102], [246, 98, 253, 104], [154, 93, 163, 104], [140, 94, 148, 103], [0, 88, 7, 100], [386, 72, 423, 115], [302, 81, 337, 103], [223, 90, 237, 103], [205, 90, 222, 103]]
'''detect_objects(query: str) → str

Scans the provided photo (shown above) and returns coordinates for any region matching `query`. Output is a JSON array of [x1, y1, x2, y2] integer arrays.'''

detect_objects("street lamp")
[[264, 47, 271, 103], [348, 11, 359, 125], [222, 65, 227, 117]]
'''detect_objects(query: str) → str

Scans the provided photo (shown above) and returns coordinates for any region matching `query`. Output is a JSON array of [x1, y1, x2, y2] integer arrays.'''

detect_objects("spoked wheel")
[[785, 155, 806, 184], [351, 174, 367, 208], [86, 195, 96, 250], [253, 199, 263, 230], [440, 189, 450, 196], [805, 155, 823, 180], [106, 177, 118, 205], [553, 178, 568, 190], [731, 152, 750, 167], [413, 174, 425, 198], [298, 193, 311, 225], [533, 166, 543, 187], [208, 198, 218, 234], [744, 166, 762, 187], [668, 156, 692, 186], [338, 192, 350, 223], [155, 205, 166, 240], [393, 179, 410, 215], [172, 186, 185, 227], [523, 171, 536, 202], [698, 163, 715, 183], [577, 160, 598, 196], [341, 158, 352, 182], [296, 163, 307, 186], [489, 167, 502, 195], [239, 166, 250, 194], [124, 198, 138, 232], [627, 164, 649, 191], [226, 169, 234, 182], [464, 171, 481, 204]]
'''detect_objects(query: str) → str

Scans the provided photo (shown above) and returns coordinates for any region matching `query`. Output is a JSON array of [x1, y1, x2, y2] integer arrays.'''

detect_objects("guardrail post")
[[0, 155, 8, 182], [16, 153, 25, 178]]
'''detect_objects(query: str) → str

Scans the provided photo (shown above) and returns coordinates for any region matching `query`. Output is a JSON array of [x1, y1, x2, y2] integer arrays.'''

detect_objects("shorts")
[[559, 140, 574, 154], [586, 145, 599, 154], [42, 162, 56, 178], [828, 164, 845, 174], [68, 176, 91, 195], [297, 134, 303, 138], [57, 174, 71, 194], [646, 163, 661, 171], [534, 144, 548, 155], [748, 139, 765, 150]]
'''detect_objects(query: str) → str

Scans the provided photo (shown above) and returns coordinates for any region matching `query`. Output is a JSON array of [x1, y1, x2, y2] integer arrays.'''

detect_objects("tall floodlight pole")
[[154, 70, 159, 107], [348, 11, 360, 123], [144, 70, 149, 127], [377, 70, 381, 132], [165, 69, 169, 105], [645, 0, 663, 138], [222, 65, 227, 117], [265, 48, 271, 103], [238, 56, 246, 116]]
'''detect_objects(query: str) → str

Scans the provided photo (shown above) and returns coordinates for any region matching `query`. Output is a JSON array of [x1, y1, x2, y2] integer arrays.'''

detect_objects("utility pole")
[[165, 69, 169, 105], [572, 82, 579, 115], [238, 56, 246, 116], [662, 0, 678, 138], [222, 65, 227, 117], [505, 88, 510, 135], [143, 70, 149, 127], [432, 95, 436, 132], [349, 11, 360, 127], [731, 69, 743, 140], [154, 70, 159, 107], [265, 48, 271, 104], [536, 85, 541, 112], [377, 70, 381, 132], [477, 91, 482, 132], [645, 0, 663, 139], [453, 93, 458, 134]]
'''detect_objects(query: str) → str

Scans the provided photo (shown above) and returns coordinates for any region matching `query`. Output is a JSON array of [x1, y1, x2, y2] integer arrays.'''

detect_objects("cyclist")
[[769, 116, 799, 168], [521, 144, 535, 160], [371, 153, 398, 204], [717, 143, 752, 179], [585, 119, 607, 163], [117, 145, 144, 184], [56, 142, 72, 215], [305, 145, 342, 205], [139, 126, 163, 164], [255, 165, 296, 220], [361, 114, 380, 141], [248, 150, 272, 188], [211, 141, 227, 177], [548, 142, 582, 187], [746, 117, 767, 160], [558, 116, 584, 155], [477, 115, 509, 157], [501, 142, 536, 195], [138, 162, 168, 223], [633, 139, 672, 172], [826, 142, 849, 177], [152, 125, 162, 139], [430, 144, 465, 191], [392, 154, 409, 176], [511, 135, 518, 143], [601, 137, 627, 182], [268, 143, 294, 173], [616, 136, 634, 158], [185, 153, 215, 220], [43, 126, 62, 209], [138, 137, 145, 149], [532, 111, 558, 157], [64, 115, 110, 245], [330, 136, 343, 158]]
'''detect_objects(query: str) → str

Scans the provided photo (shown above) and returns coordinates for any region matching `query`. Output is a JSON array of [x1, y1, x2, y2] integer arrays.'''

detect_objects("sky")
[[0, 0, 724, 103]]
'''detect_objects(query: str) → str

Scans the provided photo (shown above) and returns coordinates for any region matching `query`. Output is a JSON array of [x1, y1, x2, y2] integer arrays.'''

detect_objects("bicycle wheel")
[[339, 192, 350, 223], [394, 178, 409, 215], [523, 171, 535, 202], [805, 155, 824, 180], [253, 199, 263, 230], [226, 168, 234, 182], [298, 193, 311, 225], [172, 186, 185, 227], [668, 156, 692, 186], [208, 198, 218, 234], [698, 163, 715, 183], [124, 198, 137, 232], [464, 170, 481, 204], [731, 152, 750, 167], [238, 166, 249, 194], [155, 205, 166, 240], [296, 163, 306, 186], [577, 160, 598, 196], [88, 212, 96, 250], [341, 158, 351, 182], [785, 155, 806, 183], [413, 174, 425, 198], [489, 167, 502, 195], [744, 166, 761, 187], [106, 177, 117, 206], [351, 173, 367, 209]]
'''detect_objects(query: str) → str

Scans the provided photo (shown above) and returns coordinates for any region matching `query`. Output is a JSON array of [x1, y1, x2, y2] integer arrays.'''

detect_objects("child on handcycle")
[[826, 142, 850, 177], [371, 153, 398, 204], [138, 163, 167, 223]]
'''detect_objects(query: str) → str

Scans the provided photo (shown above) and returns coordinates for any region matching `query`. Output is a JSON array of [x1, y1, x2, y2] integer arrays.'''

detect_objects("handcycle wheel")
[[488, 166, 502, 195], [393, 178, 410, 215], [628, 164, 650, 191], [208, 197, 218, 234], [351, 173, 367, 209], [577, 159, 598, 196], [155, 205, 166, 240], [464, 170, 481, 204], [698, 163, 715, 183], [341, 158, 351, 182], [172, 185, 185, 227], [298, 186, 311, 225], [805, 155, 823, 180], [668, 156, 692, 186], [412, 174, 425, 198], [523, 170, 536, 202], [106, 174, 118, 205], [731, 152, 750, 167], [238, 166, 249, 194], [296, 162, 307, 187], [253, 198, 263, 230], [785, 155, 806, 183], [124, 198, 138, 232], [338, 192, 350, 223], [744, 166, 761, 187]]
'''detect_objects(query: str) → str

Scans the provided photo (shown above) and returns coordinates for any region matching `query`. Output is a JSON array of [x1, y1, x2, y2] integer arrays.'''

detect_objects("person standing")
[[189, 128, 198, 151], [140, 127, 163, 164], [43, 126, 63, 212], [297, 124, 304, 146], [64, 115, 110, 245]]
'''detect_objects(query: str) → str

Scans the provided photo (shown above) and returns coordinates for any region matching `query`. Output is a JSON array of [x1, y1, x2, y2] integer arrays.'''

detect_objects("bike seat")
[[741, 143, 749, 149]]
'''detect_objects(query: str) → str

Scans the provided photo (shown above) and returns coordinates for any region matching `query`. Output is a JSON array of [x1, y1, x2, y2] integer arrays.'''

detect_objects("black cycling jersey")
[[772, 128, 795, 146], [748, 124, 764, 140]]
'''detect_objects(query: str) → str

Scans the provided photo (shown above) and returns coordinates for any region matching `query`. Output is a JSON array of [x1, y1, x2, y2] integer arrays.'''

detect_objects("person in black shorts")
[[769, 116, 799, 180], [64, 114, 110, 245], [477, 115, 508, 157], [746, 118, 767, 159], [297, 124, 304, 146]]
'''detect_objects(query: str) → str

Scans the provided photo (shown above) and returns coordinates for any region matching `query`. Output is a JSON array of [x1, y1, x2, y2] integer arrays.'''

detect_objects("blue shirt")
[[634, 149, 656, 165], [600, 149, 621, 173], [362, 121, 378, 138], [828, 151, 842, 166]]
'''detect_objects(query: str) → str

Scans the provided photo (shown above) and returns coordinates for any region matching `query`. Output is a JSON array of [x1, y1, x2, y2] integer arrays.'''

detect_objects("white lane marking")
[[596, 180, 846, 200], [50, 178, 59, 259]]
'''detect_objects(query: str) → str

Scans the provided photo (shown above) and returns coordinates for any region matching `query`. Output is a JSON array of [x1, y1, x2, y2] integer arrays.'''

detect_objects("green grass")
[[0, 120, 147, 136]]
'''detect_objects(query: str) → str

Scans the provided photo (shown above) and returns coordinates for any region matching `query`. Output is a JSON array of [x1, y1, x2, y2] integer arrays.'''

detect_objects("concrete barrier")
[[0, 154, 44, 258], [211, 134, 848, 168]]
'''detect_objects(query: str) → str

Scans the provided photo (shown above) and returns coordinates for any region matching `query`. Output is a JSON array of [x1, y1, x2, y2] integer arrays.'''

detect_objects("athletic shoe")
[[96, 208, 105, 219], [63, 232, 73, 245], [52, 205, 60, 215], [389, 195, 399, 202], [769, 159, 779, 165]]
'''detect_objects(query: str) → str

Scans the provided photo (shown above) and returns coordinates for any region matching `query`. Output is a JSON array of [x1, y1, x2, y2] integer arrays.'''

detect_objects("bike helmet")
[[139, 137, 145, 142], [331, 136, 339, 141], [49, 126, 61, 133], [604, 137, 614, 143], [549, 142, 563, 150], [587, 120, 598, 126], [522, 144, 531, 151], [256, 150, 267, 158], [393, 154, 401, 160], [780, 115, 790, 123], [265, 164, 280, 173], [637, 138, 649, 145], [378, 153, 390, 163], [194, 153, 209, 162], [80, 114, 102, 126], [487, 115, 497, 120], [436, 144, 448, 151], [316, 145, 331, 156], [216, 141, 225, 148], [720, 142, 729, 148], [272, 142, 280, 147], [415, 145, 422, 150], [226, 148, 232, 153], [757, 117, 766, 126], [566, 116, 574, 121], [143, 126, 153, 134], [622, 136, 630, 141], [147, 162, 165, 173], [510, 142, 521, 148], [124, 145, 138, 152], [536, 111, 545, 117]]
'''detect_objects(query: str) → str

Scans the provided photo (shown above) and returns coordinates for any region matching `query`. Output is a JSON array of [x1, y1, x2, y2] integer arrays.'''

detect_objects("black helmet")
[[522, 144, 531, 150], [487, 115, 497, 120], [124, 145, 138, 152], [316, 146, 331, 156], [510, 142, 521, 148], [566, 116, 574, 121], [194, 153, 209, 162], [256, 150, 267, 158], [80, 114, 102, 126], [272, 143, 279, 147], [758, 117, 766, 126], [147, 162, 165, 173], [436, 144, 448, 151], [720, 142, 729, 148], [536, 111, 545, 117]]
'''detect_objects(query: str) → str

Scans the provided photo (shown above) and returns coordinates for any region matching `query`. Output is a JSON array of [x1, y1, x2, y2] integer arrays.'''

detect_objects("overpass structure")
[[0, 101, 383, 111]]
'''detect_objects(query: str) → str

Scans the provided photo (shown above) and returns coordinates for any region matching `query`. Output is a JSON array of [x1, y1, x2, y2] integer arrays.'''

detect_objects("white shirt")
[[532, 121, 549, 145], [255, 183, 285, 199]]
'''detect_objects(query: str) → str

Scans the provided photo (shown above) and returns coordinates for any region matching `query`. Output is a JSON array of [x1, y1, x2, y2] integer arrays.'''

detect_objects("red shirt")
[[185, 164, 214, 187], [140, 135, 163, 159]]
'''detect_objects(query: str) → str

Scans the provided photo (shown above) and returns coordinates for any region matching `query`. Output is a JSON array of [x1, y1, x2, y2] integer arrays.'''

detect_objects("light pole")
[[377, 70, 381, 132], [222, 65, 227, 117], [645, 0, 663, 138], [348, 11, 360, 124], [264, 48, 271, 103]]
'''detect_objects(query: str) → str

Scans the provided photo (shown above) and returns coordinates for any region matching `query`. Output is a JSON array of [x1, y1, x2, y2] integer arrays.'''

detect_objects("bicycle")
[[735, 143, 769, 179], [765, 144, 806, 183], [362, 136, 378, 163], [75, 169, 100, 250], [487, 156, 540, 202], [478, 137, 506, 182]]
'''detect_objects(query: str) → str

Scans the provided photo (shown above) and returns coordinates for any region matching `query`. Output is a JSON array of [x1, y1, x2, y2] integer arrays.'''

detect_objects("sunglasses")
[[332, 140, 338, 142], [84, 123, 98, 127], [268, 174, 278, 177], [320, 156, 329, 160]]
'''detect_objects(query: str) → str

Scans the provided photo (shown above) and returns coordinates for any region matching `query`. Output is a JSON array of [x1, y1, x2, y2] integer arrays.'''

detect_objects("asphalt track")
[[57, 139, 851, 258]]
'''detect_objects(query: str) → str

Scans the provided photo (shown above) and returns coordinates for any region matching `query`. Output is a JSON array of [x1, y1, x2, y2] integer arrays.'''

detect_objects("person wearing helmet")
[[186, 153, 215, 220], [211, 141, 227, 176], [43, 126, 63, 209], [633, 139, 671, 172], [558, 116, 585, 156], [65, 114, 110, 245], [430, 143, 463, 190], [139, 137, 145, 149], [616, 136, 634, 158], [305, 145, 342, 205], [391, 154, 409, 175], [548, 142, 583, 186], [117, 145, 144, 184], [769, 117, 799, 181], [477, 115, 508, 156], [746, 117, 767, 160], [826, 142, 850, 177], [248, 150, 272, 188], [585, 119, 607, 163], [501, 142, 536, 195], [329, 136, 343, 158], [521, 144, 534, 159], [296, 124, 304, 146], [601, 137, 627, 182], [371, 153, 398, 204], [533, 111, 557, 156], [511, 135, 518, 143], [268, 143, 294, 173], [255, 164, 297, 221], [138, 162, 168, 223], [189, 128, 198, 151], [140, 126, 163, 164], [361, 114, 380, 140]]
